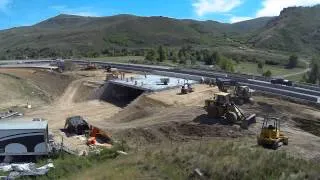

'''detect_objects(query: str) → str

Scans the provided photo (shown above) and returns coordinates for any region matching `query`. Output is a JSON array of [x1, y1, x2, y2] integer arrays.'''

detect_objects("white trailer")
[[0, 120, 50, 156]]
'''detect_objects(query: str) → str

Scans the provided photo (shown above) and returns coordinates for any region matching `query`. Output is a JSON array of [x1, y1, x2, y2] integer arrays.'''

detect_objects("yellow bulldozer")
[[257, 116, 288, 149], [204, 92, 256, 129]]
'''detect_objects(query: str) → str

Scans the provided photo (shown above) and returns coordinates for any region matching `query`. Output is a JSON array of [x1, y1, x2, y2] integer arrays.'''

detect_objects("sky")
[[0, 0, 320, 30]]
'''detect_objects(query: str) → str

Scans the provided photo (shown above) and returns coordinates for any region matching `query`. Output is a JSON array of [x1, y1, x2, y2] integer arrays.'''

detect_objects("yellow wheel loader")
[[257, 117, 288, 149], [204, 92, 256, 129]]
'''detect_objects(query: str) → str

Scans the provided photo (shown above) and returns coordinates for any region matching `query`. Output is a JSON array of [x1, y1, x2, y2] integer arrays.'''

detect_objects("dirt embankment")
[[0, 68, 74, 101], [0, 73, 46, 109], [96, 84, 219, 125], [25, 76, 121, 129], [0, 68, 75, 109]]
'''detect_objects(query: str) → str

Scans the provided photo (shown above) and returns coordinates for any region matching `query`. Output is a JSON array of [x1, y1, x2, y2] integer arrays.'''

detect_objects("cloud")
[[230, 16, 253, 23], [256, 0, 320, 17], [51, 5, 99, 17], [193, 0, 242, 16], [0, 0, 11, 12], [229, 0, 320, 23]]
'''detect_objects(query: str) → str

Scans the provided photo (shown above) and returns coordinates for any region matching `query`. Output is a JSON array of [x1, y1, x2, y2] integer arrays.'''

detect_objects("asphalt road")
[[0, 59, 319, 104]]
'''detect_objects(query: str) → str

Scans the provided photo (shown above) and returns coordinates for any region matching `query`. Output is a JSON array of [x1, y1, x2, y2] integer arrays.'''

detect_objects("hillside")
[[0, 14, 270, 58], [248, 5, 320, 54], [0, 5, 319, 58]]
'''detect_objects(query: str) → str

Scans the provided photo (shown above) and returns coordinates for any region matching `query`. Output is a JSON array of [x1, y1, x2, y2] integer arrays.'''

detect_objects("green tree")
[[257, 61, 264, 74], [191, 56, 197, 65], [171, 51, 178, 63], [157, 46, 166, 62], [0, 55, 7, 60], [205, 54, 214, 65], [218, 56, 235, 72], [212, 52, 221, 64], [87, 51, 99, 58], [145, 49, 156, 61], [121, 48, 128, 56], [204, 51, 220, 65], [263, 70, 272, 77], [196, 51, 202, 61], [307, 62, 319, 84], [178, 49, 186, 64], [287, 55, 298, 69]]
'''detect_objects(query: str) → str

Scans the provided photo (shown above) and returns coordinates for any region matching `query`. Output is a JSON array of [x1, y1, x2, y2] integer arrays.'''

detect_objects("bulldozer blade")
[[246, 114, 256, 123], [240, 114, 256, 129]]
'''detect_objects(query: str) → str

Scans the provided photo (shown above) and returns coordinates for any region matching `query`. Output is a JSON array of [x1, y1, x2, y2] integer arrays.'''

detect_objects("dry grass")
[[58, 139, 320, 180]]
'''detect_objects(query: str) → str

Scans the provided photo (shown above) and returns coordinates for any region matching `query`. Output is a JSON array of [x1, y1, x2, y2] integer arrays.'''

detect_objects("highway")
[[0, 59, 319, 104]]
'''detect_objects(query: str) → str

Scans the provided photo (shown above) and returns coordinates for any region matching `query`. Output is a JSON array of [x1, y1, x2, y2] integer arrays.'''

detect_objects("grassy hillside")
[[0, 14, 270, 59], [248, 5, 320, 54], [0, 5, 319, 59], [19, 139, 320, 180]]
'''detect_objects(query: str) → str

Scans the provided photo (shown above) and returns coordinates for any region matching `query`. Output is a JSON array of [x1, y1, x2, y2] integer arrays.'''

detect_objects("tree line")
[[145, 46, 236, 72]]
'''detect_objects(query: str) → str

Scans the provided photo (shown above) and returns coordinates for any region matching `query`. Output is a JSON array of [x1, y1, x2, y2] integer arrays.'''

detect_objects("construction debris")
[[0, 110, 23, 119], [0, 162, 54, 179], [194, 168, 204, 177], [116, 151, 128, 155]]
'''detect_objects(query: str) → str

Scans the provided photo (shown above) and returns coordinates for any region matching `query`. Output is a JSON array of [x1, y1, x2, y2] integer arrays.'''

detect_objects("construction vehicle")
[[233, 85, 254, 105], [257, 116, 288, 149], [64, 116, 89, 135], [181, 83, 194, 94], [160, 78, 170, 85], [216, 78, 254, 105], [83, 62, 97, 70], [105, 65, 112, 72], [216, 78, 237, 92], [87, 125, 112, 146], [204, 92, 256, 129]]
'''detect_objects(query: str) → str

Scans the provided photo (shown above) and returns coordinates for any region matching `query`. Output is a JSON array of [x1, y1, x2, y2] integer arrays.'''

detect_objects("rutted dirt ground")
[[0, 68, 319, 160]]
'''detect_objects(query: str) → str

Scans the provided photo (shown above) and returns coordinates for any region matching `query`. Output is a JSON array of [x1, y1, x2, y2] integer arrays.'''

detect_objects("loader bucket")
[[240, 113, 256, 129]]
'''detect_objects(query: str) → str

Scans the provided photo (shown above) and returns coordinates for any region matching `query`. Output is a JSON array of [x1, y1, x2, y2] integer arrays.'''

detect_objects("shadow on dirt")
[[256, 102, 277, 114], [292, 117, 320, 137], [193, 114, 230, 126]]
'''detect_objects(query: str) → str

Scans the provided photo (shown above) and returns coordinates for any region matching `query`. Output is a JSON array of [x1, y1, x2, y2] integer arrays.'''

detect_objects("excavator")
[[204, 92, 256, 129], [216, 78, 254, 105]]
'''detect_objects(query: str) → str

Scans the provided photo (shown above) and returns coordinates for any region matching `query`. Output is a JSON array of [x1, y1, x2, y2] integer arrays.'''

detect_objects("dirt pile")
[[106, 84, 218, 124]]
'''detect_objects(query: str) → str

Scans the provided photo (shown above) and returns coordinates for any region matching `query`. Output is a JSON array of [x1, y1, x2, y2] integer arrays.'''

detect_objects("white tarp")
[[0, 163, 54, 178]]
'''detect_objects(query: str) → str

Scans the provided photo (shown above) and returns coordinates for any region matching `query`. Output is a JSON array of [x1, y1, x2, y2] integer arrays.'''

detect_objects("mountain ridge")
[[0, 5, 319, 58]]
